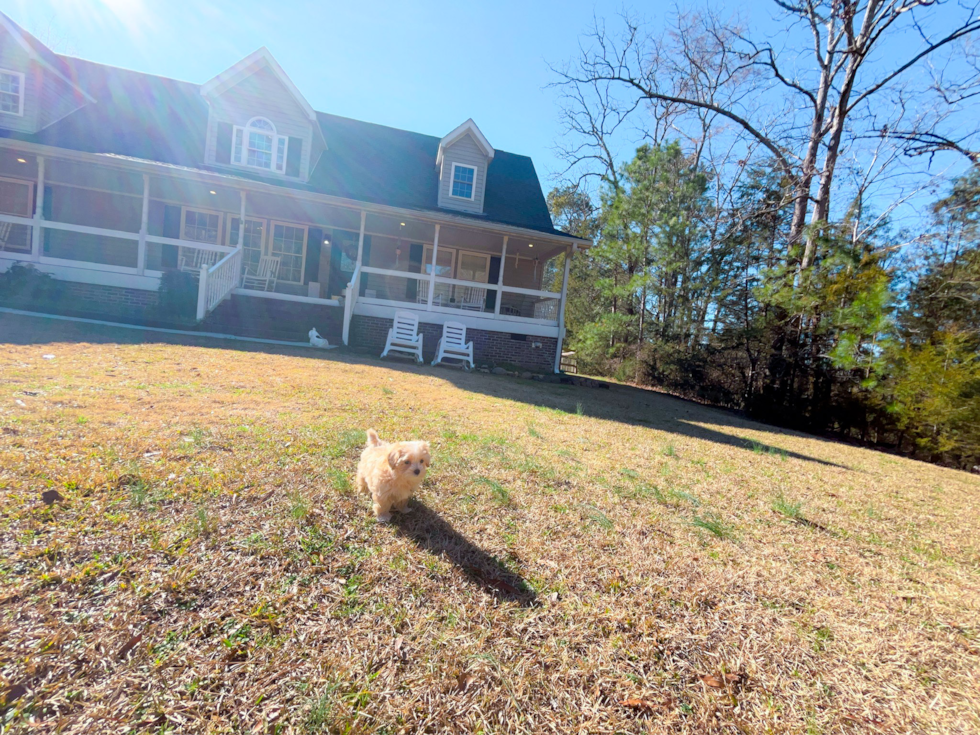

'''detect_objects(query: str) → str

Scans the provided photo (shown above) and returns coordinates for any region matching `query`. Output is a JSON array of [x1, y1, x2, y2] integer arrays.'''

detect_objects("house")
[[0, 12, 588, 372]]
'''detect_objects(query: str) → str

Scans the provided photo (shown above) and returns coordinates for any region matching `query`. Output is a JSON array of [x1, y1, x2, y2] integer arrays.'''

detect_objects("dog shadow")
[[392, 500, 537, 607]]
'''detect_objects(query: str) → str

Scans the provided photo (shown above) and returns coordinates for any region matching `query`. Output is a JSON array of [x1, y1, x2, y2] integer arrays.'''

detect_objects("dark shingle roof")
[[0, 32, 563, 236]]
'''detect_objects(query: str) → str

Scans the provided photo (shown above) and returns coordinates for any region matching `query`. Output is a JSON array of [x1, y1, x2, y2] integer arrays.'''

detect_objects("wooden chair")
[[241, 256, 280, 292], [381, 310, 424, 363], [431, 321, 474, 370]]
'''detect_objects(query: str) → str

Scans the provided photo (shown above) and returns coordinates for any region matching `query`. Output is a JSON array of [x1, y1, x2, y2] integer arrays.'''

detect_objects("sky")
[[3, 0, 975, 228]]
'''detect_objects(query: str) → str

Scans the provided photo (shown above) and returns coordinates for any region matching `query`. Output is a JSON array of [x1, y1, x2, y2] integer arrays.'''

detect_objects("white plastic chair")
[[381, 310, 423, 363], [241, 256, 280, 292], [432, 321, 474, 370]]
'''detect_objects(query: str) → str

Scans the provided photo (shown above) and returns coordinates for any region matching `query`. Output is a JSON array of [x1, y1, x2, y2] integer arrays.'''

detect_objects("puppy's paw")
[[376, 512, 393, 523], [394, 505, 413, 514]]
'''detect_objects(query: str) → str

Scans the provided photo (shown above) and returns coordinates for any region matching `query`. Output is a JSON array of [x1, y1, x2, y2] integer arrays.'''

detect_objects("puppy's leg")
[[373, 494, 393, 523], [356, 469, 369, 495], [393, 497, 413, 514]]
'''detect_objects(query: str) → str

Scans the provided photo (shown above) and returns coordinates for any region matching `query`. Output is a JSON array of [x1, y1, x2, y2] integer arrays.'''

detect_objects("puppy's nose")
[[413, 468, 421, 475]]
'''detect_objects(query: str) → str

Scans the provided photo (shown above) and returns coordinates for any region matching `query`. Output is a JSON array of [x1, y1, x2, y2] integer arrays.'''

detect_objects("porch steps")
[[203, 294, 343, 345]]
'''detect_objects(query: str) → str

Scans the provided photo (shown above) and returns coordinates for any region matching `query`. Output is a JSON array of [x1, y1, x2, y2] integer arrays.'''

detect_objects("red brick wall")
[[349, 314, 558, 372]]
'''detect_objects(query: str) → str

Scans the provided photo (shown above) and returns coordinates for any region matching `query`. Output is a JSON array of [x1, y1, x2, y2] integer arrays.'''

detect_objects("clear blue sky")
[[3, 0, 629, 187]]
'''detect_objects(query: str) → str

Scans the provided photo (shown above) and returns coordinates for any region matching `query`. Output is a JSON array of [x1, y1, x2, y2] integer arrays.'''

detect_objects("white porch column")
[[426, 224, 440, 310], [553, 245, 575, 373], [494, 235, 507, 317], [31, 156, 44, 261], [355, 210, 366, 265], [237, 191, 246, 285], [137, 174, 149, 274]]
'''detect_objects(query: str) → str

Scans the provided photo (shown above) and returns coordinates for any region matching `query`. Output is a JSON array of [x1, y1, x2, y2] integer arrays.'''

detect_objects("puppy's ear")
[[421, 442, 431, 466], [387, 447, 404, 469]]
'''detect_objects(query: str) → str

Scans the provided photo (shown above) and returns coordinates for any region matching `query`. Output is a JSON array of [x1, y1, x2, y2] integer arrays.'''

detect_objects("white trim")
[[137, 174, 149, 274], [144, 234, 234, 254], [436, 119, 494, 167], [200, 47, 319, 125], [231, 288, 339, 307], [448, 162, 477, 201], [0, 174, 34, 216], [267, 220, 308, 284], [0, 69, 25, 117], [555, 246, 573, 373], [352, 301, 559, 338]]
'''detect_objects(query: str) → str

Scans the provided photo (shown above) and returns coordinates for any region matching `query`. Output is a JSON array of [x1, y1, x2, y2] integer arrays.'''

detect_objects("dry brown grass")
[[1, 313, 978, 734]]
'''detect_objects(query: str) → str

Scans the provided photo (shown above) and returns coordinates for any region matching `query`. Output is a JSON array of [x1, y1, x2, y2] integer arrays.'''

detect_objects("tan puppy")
[[356, 429, 431, 522]]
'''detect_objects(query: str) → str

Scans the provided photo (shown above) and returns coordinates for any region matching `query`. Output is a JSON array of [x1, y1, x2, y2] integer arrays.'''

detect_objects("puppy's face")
[[387, 441, 431, 480]]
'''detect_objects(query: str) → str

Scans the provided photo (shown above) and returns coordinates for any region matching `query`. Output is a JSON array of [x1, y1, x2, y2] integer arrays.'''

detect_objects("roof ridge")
[[58, 55, 201, 87]]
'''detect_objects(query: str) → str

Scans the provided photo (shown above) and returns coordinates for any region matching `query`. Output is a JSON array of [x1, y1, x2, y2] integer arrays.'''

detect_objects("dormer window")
[[233, 117, 288, 173], [0, 70, 25, 116], [450, 163, 476, 200]]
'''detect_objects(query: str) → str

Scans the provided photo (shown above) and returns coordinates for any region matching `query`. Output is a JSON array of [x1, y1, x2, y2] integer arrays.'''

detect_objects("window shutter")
[[406, 243, 423, 300], [359, 236, 372, 296], [161, 205, 181, 268], [285, 136, 303, 177], [486, 256, 501, 311], [215, 122, 233, 164], [305, 227, 323, 285]]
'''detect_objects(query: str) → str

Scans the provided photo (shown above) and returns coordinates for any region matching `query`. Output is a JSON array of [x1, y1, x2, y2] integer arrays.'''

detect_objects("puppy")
[[356, 429, 430, 522]]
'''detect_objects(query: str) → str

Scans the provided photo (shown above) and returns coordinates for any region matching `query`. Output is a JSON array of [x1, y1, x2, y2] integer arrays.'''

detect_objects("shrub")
[[154, 270, 198, 322], [0, 263, 64, 305]]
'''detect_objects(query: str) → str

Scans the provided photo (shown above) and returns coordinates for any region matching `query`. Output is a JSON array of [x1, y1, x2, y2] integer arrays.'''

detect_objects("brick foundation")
[[349, 314, 558, 372], [0, 280, 160, 321]]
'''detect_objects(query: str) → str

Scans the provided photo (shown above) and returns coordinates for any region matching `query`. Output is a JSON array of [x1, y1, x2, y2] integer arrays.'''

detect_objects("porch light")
[[400, 222, 406, 226], [209, 190, 217, 195], [16, 158, 26, 163], [528, 243, 534, 247]]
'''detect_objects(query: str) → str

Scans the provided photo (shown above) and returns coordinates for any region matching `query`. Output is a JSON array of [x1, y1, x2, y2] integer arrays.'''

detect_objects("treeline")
[[551, 157, 980, 469], [550, 3, 980, 470]]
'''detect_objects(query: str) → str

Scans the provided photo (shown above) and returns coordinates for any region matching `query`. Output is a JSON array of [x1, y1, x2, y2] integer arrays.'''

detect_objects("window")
[[450, 163, 476, 200], [182, 209, 221, 244], [228, 216, 266, 275], [0, 70, 24, 116], [231, 117, 288, 173], [269, 222, 307, 283]]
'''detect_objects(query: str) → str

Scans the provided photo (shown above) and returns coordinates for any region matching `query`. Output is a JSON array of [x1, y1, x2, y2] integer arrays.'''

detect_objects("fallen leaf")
[[1, 427, 19, 436], [116, 474, 140, 489], [255, 490, 275, 504], [700, 672, 743, 688], [117, 632, 143, 659], [619, 698, 657, 713], [41, 489, 64, 505], [455, 672, 475, 693]]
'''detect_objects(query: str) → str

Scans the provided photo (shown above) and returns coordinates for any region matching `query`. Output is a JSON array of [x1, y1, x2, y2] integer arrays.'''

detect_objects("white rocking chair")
[[458, 286, 487, 312], [178, 247, 219, 274], [241, 256, 280, 292], [432, 321, 474, 370], [381, 310, 424, 363]]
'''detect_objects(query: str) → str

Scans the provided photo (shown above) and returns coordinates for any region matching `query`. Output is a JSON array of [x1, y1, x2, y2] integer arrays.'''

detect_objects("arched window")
[[233, 117, 288, 173]]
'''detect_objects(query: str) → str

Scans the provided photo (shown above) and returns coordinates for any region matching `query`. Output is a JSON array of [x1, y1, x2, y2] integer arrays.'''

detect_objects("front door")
[[229, 216, 265, 276]]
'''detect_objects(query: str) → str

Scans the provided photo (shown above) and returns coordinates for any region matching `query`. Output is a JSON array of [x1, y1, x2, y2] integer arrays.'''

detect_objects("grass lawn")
[[1, 313, 978, 734]]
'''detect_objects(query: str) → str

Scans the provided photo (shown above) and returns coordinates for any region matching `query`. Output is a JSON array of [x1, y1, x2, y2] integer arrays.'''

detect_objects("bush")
[[0, 263, 64, 305], [154, 270, 198, 322]]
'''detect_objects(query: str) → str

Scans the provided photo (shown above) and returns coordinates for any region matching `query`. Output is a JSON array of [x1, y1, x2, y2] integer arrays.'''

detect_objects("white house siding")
[[0, 29, 38, 133], [437, 135, 487, 214], [204, 65, 313, 179]]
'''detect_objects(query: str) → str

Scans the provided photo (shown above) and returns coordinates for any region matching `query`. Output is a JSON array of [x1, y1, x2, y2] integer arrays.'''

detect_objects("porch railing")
[[196, 248, 242, 321], [354, 265, 561, 325], [341, 262, 361, 345]]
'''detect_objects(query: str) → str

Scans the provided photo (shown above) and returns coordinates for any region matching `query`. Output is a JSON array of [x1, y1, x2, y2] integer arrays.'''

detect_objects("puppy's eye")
[[404, 460, 411, 465]]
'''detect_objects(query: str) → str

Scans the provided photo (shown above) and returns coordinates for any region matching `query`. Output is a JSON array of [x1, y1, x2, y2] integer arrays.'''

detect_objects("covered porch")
[[0, 144, 581, 370]]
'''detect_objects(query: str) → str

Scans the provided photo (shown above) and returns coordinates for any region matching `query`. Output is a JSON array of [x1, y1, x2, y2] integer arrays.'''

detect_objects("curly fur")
[[356, 429, 431, 522]]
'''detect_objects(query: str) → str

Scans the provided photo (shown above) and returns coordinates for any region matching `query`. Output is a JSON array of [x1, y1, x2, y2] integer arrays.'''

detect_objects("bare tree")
[[555, 1, 980, 270]]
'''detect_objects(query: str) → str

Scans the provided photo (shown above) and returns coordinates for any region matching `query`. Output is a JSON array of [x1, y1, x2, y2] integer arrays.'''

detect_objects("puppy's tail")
[[365, 428, 383, 447]]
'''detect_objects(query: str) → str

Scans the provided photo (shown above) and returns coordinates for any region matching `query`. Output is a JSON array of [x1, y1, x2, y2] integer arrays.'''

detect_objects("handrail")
[[357, 264, 560, 300], [196, 247, 241, 320], [342, 263, 361, 345]]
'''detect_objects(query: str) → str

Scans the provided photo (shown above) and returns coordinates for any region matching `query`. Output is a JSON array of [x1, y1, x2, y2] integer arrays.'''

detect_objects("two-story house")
[[0, 11, 587, 372]]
